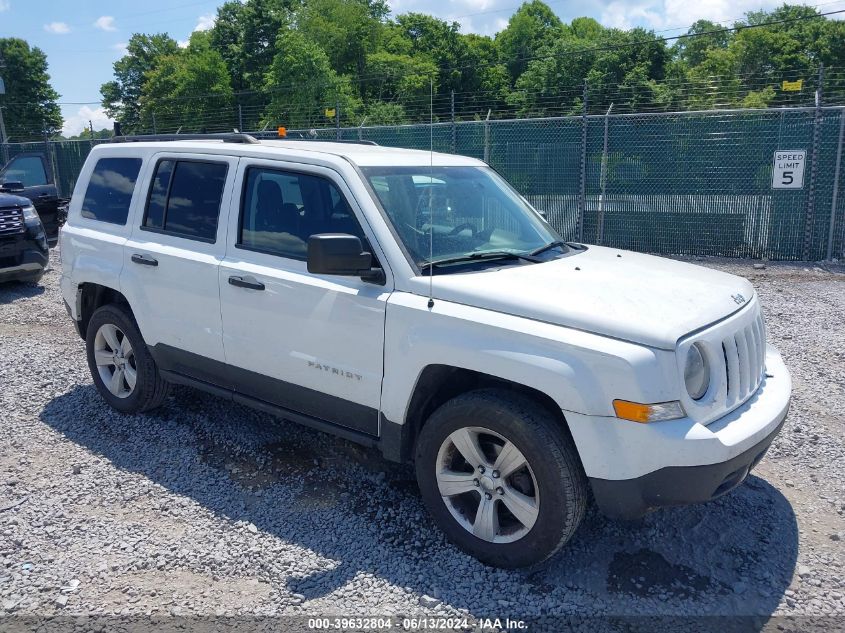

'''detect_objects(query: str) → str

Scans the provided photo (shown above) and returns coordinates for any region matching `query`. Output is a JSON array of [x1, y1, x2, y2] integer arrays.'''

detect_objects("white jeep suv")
[[60, 134, 791, 568]]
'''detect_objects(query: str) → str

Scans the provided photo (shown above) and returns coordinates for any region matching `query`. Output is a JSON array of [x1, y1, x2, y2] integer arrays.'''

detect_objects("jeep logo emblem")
[[731, 293, 746, 305]]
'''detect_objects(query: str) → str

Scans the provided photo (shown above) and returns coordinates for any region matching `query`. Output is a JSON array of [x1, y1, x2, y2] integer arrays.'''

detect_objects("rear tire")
[[86, 304, 170, 414], [415, 389, 587, 568]]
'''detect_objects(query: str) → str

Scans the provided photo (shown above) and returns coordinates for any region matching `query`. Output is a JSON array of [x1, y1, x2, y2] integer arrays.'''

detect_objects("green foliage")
[[210, 0, 297, 92], [496, 0, 563, 83], [88, 0, 844, 132], [297, 0, 386, 78], [264, 30, 358, 127], [101, 34, 180, 132], [58, 128, 112, 141], [140, 32, 234, 133], [0, 38, 62, 140]]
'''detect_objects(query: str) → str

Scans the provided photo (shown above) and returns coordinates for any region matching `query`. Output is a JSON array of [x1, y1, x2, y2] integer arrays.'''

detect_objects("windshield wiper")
[[420, 250, 540, 271], [529, 240, 569, 256]]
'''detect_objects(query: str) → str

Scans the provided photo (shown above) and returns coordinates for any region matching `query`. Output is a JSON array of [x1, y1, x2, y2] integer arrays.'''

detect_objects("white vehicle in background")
[[59, 134, 791, 568]]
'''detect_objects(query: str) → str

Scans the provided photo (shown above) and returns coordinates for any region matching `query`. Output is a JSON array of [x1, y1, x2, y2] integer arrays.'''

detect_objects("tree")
[[0, 38, 62, 141], [496, 1, 563, 84], [210, 0, 297, 93], [140, 32, 234, 133], [58, 128, 113, 141], [264, 30, 357, 128], [100, 34, 179, 133], [362, 51, 437, 107], [297, 0, 388, 79], [394, 13, 465, 95], [673, 20, 732, 68]]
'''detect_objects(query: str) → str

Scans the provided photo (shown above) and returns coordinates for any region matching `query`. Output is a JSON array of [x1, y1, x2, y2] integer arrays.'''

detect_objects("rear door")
[[121, 153, 239, 386]]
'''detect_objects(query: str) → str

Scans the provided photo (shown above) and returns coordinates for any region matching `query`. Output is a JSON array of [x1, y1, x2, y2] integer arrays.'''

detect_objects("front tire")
[[86, 304, 170, 414], [415, 389, 587, 568]]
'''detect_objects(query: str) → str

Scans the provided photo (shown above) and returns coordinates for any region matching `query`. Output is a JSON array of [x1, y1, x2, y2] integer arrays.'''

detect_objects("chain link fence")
[[2, 106, 844, 261]]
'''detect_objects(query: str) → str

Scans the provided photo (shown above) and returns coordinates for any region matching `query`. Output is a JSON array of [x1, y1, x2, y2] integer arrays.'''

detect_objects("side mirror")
[[307, 234, 384, 284], [0, 181, 25, 192]]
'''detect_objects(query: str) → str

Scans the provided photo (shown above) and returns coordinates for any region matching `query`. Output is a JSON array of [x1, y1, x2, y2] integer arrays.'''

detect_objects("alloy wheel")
[[435, 426, 539, 543], [93, 323, 137, 399]]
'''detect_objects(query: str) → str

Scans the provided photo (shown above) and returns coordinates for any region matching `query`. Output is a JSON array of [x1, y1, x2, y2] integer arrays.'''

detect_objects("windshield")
[[362, 166, 563, 269]]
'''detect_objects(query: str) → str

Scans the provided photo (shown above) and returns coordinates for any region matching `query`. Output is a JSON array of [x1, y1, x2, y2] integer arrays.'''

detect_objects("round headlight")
[[684, 343, 710, 400]]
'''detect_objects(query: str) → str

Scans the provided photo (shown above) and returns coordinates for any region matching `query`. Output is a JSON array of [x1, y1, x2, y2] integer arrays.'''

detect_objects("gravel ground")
[[0, 253, 843, 629]]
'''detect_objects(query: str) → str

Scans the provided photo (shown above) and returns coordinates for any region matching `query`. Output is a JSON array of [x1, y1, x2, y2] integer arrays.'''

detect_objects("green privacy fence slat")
[[3, 106, 843, 260]]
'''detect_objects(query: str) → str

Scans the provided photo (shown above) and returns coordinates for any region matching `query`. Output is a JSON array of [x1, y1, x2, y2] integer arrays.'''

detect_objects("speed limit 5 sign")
[[772, 150, 806, 189]]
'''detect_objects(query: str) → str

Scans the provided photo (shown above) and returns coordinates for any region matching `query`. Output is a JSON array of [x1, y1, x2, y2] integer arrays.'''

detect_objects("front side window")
[[362, 166, 564, 271], [2, 155, 47, 187], [143, 159, 227, 242], [81, 157, 143, 224], [239, 167, 366, 259]]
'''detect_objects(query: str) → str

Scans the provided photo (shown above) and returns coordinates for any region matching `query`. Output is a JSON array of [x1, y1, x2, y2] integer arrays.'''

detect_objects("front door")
[[0, 153, 61, 240], [218, 159, 391, 436]]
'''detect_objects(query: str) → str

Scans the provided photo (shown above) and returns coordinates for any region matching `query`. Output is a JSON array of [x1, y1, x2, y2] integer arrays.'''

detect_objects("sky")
[[0, 0, 827, 135]]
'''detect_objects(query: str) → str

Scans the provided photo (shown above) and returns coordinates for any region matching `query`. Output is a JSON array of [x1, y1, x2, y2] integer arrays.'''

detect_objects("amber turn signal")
[[612, 399, 685, 423]]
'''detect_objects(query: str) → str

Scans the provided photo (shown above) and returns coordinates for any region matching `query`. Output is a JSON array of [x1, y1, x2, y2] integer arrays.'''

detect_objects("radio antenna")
[[427, 76, 435, 309]]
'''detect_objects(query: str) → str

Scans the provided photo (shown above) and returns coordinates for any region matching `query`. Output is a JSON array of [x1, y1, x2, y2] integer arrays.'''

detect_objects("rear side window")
[[80, 157, 143, 225], [143, 159, 227, 242]]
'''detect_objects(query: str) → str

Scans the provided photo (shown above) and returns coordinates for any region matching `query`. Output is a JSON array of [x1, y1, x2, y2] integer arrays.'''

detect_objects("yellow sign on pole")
[[325, 108, 336, 118], [782, 80, 803, 92]]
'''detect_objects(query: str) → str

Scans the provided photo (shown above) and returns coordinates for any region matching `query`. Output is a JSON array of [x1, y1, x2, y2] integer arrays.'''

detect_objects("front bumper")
[[0, 238, 48, 283], [589, 410, 786, 519], [567, 346, 790, 519]]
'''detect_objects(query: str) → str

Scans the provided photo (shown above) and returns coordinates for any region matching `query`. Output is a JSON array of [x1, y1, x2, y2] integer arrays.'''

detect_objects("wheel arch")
[[382, 365, 578, 464], [77, 282, 133, 340]]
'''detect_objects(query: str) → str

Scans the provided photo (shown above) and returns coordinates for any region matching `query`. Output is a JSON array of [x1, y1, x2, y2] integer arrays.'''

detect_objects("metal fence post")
[[597, 103, 613, 245], [152, 112, 157, 135], [451, 90, 456, 154], [483, 110, 491, 164], [803, 63, 823, 260], [577, 80, 588, 241], [0, 105, 9, 164], [238, 103, 244, 132], [827, 107, 845, 260], [335, 102, 341, 140]]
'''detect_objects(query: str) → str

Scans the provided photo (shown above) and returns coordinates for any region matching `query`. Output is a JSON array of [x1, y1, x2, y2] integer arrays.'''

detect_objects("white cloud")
[[178, 39, 190, 48], [43, 21, 71, 34], [62, 106, 113, 137], [0, 1, 10, 13], [93, 16, 117, 31], [112, 42, 128, 55], [194, 13, 216, 31], [600, 0, 786, 31]]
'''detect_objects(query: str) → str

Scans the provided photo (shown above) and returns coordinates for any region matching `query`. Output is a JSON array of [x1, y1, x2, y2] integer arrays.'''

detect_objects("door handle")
[[131, 254, 158, 267], [228, 275, 265, 291]]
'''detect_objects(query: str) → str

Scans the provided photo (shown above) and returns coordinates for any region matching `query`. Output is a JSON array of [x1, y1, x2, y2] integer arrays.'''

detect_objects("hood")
[[0, 193, 32, 207], [413, 245, 755, 350]]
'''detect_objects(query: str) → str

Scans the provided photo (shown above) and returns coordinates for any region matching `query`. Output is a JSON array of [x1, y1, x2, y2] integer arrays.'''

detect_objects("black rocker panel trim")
[[150, 344, 379, 437]]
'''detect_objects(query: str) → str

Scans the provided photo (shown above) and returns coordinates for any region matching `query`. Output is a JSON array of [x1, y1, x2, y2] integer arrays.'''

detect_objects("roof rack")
[[111, 133, 260, 144], [252, 133, 378, 146], [284, 138, 379, 146]]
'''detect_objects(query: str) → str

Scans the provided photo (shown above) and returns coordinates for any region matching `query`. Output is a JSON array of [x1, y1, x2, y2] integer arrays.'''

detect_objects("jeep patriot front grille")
[[722, 311, 766, 408]]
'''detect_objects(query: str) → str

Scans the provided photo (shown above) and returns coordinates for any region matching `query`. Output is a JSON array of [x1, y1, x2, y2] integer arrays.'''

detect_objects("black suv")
[[0, 152, 67, 245], [0, 192, 49, 284]]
